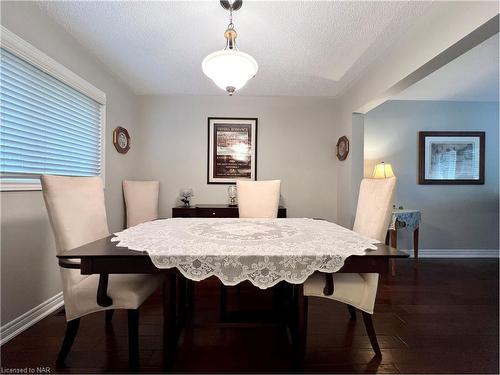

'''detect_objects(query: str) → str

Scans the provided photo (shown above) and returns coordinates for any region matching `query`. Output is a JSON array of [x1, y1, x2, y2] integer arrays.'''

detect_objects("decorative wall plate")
[[336, 136, 349, 161], [113, 126, 130, 154]]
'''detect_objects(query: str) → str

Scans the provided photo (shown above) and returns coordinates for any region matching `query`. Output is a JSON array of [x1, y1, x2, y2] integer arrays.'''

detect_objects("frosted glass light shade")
[[373, 162, 395, 178], [202, 49, 258, 93]]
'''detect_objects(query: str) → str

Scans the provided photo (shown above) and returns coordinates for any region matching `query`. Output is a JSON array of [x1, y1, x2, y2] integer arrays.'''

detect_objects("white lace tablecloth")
[[111, 218, 379, 289]]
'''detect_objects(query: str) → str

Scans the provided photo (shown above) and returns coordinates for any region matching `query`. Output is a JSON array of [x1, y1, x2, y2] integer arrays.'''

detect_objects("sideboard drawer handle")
[[212, 212, 216, 216]]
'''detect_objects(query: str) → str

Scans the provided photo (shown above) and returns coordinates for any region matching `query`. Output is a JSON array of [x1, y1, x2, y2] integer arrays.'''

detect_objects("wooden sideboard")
[[172, 204, 287, 218]]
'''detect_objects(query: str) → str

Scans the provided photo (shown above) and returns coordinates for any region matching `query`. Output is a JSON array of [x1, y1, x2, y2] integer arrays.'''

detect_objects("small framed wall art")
[[113, 126, 130, 154], [207, 117, 257, 184], [336, 136, 349, 161], [418, 131, 485, 184]]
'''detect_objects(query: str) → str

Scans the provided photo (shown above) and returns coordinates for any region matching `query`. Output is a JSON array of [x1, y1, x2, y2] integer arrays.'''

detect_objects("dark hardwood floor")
[[1, 259, 498, 374]]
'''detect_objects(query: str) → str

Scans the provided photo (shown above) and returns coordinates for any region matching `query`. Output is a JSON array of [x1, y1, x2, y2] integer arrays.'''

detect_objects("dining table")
[[57, 217, 408, 368]]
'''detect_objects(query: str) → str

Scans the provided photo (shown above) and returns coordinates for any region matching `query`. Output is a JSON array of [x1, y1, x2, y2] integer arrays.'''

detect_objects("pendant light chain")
[[228, 7, 234, 29], [224, 6, 237, 51]]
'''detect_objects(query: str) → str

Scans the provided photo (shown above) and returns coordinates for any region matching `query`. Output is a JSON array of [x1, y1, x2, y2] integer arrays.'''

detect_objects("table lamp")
[[373, 162, 395, 178]]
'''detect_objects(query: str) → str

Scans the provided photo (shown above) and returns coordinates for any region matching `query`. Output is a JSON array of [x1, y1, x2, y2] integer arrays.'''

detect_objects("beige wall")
[[135, 95, 338, 221], [0, 2, 139, 325]]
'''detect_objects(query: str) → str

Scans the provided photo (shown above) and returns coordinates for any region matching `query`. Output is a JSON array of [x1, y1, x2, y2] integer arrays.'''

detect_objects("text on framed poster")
[[207, 117, 257, 184]]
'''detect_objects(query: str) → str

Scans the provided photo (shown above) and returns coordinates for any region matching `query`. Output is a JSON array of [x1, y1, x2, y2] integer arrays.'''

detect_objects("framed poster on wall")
[[418, 131, 485, 185], [207, 117, 257, 184]]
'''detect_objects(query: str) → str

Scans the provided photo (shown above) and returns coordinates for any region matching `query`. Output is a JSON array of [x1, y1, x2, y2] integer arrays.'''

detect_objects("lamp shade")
[[202, 49, 258, 94], [373, 162, 395, 178]]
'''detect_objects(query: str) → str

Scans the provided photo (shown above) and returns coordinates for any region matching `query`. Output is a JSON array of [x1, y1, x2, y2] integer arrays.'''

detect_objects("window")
[[0, 27, 106, 191]]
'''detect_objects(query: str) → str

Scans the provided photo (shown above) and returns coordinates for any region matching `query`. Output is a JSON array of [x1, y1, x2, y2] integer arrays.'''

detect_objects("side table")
[[388, 209, 421, 275]]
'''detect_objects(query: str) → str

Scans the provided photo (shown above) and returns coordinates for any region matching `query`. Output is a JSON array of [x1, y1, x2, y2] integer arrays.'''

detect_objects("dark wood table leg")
[[127, 309, 139, 369], [272, 282, 281, 319], [176, 274, 190, 328], [186, 279, 195, 312], [162, 273, 177, 369], [390, 230, 397, 276], [413, 227, 419, 259], [177, 274, 186, 315], [293, 284, 307, 369], [220, 283, 228, 321]]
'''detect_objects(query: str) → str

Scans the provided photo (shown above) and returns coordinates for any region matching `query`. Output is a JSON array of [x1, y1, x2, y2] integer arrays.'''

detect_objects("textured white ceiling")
[[37, 1, 433, 96], [393, 33, 499, 102]]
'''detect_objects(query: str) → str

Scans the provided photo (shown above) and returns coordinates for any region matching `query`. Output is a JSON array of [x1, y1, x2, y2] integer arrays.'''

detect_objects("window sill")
[[0, 179, 42, 192]]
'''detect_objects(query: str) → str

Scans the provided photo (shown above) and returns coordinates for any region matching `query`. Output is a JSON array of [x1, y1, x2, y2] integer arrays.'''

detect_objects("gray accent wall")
[[365, 100, 499, 251], [0, 2, 139, 325]]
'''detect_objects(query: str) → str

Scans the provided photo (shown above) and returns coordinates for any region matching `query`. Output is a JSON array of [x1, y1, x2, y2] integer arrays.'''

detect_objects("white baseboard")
[[1, 292, 64, 346], [400, 249, 499, 258]]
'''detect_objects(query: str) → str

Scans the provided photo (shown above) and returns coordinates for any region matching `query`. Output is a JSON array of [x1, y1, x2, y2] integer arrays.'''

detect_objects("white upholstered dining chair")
[[236, 180, 281, 218], [303, 177, 397, 357], [41, 175, 163, 367], [122, 180, 160, 228]]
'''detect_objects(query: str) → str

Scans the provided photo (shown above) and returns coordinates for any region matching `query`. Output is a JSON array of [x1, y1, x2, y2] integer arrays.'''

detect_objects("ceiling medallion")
[[202, 0, 258, 95]]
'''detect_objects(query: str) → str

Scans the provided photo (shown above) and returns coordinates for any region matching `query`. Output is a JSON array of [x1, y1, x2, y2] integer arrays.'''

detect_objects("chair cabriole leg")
[[347, 305, 357, 320], [105, 309, 114, 324], [362, 311, 382, 357], [56, 318, 80, 366]]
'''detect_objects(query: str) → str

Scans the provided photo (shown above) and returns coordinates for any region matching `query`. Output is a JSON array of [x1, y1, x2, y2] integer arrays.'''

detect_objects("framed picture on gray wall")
[[418, 131, 485, 185], [207, 117, 258, 184]]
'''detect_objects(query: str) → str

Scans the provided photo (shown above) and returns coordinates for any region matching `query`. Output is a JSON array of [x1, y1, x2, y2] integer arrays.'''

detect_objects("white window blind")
[[0, 47, 103, 181]]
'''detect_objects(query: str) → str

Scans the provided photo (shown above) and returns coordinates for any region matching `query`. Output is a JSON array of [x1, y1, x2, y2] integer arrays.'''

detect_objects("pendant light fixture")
[[202, 0, 258, 95]]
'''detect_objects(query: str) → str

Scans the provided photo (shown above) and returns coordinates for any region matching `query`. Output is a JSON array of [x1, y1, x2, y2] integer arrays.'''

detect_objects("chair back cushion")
[[353, 177, 397, 242], [123, 180, 160, 228], [41, 175, 109, 254], [236, 180, 281, 218]]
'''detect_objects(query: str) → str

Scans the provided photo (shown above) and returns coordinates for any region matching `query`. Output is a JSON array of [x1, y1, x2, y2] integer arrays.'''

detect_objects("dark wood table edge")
[[57, 237, 407, 317], [57, 234, 408, 278]]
